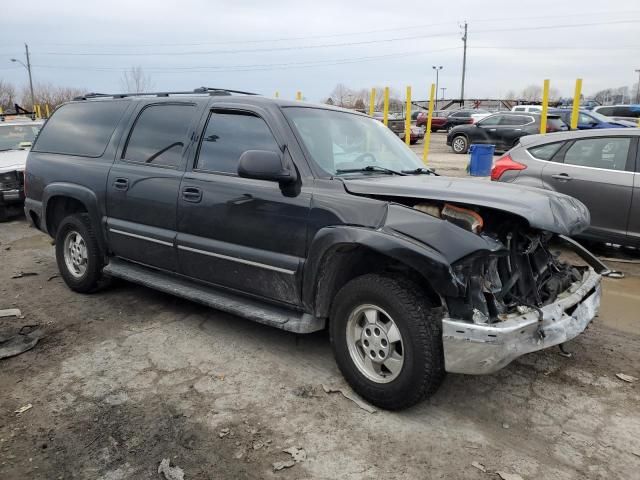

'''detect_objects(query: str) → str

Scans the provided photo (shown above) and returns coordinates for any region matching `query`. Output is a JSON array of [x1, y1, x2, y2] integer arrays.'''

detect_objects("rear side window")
[[563, 137, 631, 171], [500, 115, 531, 126], [513, 107, 525, 112], [195, 111, 279, 174], [33, 101, 128, 157], [123, 103, 196, 168], [596, 106, 615, 116], [528, 142, 564, 160]]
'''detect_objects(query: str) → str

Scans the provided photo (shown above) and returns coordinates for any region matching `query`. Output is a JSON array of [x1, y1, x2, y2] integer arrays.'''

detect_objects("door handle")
[[552, 173, 573, 181], [488, 128, 496, 131], [182, 186, 202, 203], [113, 177, 129, 191]]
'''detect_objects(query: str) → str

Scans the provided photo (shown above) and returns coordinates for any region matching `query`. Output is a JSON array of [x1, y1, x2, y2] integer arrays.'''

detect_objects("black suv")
[[25, 88, 604, 410]]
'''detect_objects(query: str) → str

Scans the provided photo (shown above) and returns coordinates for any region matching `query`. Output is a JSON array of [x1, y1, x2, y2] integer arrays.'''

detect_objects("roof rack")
[[74, 87, 258, 101]]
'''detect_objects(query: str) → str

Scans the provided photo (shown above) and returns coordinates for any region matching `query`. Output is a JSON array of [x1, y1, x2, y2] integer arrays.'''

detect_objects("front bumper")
[[1, 188, 23, 204], [442, 267, 601, 374]]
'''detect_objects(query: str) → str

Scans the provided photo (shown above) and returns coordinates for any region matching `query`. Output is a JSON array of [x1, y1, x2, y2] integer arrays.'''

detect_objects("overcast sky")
[[2, 0, 640, 102]]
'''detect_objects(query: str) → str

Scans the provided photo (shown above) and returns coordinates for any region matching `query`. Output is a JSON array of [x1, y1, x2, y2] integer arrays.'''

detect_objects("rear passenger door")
[[106, 102, 201, 271], [176, 107, 311, 306], [541, 136, 636, 242]]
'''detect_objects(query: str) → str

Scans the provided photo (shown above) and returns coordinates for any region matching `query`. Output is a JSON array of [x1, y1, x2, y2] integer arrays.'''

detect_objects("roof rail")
[[73, 87, 258, 101]]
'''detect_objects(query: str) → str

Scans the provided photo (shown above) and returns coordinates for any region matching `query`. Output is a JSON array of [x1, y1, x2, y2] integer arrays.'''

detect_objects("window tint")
[[529, 142, 563, 160], [33, 101, 127, 157], [196, 111, 279, 174], [123, 104, 196, 168], [578, 112, 596, 125], [596, 106, 615, 116], [500, 115, 530, 125], [513, 107, 525, 112], [479, 115, 502, 126], [563, 137, 630, 171]]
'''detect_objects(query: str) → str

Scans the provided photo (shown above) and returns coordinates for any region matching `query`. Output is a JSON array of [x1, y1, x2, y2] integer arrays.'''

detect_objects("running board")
[[103, 258, 324, 334]]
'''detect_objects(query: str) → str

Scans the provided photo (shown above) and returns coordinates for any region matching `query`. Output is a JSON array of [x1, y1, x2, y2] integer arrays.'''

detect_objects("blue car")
[[550, 109, 632, 130]]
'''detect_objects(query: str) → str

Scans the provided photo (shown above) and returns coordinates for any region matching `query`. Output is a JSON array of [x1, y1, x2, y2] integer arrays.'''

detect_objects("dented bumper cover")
[[442, 267, 601, 374]]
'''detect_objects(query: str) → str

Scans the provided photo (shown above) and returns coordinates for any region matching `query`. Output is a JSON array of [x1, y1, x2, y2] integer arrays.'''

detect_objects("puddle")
[[8, 234, 51, 251], [599, 276, 640, 335]]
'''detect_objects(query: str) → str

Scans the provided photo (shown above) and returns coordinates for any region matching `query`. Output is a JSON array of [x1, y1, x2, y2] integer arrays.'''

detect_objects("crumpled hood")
[[0, 149, 28, 174], [343, 175, 590, 236]]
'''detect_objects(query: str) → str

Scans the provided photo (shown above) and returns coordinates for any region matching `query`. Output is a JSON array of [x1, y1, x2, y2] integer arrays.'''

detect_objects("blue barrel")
[[468, 144, 496, 176]]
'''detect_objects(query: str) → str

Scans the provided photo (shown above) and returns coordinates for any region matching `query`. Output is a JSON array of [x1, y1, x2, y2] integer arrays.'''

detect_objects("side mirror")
[[237, 150, 297, 184]]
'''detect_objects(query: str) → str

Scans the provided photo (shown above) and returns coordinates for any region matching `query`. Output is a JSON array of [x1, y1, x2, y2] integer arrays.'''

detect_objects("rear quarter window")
[[528, 142, 564, 160], [32, 101, 128, 157]]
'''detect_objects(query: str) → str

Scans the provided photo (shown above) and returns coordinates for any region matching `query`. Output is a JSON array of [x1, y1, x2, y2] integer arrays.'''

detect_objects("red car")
[[416, 111, 450, 132]]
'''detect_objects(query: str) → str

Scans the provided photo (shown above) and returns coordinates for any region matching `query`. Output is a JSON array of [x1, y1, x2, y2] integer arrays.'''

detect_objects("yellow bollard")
[[383, 87, 389, 127], [404, 86, 412, 146], [45, 104, 51, 117], [275, 91, 279, 98], [369, 88, 376, 116], [539, 79, 550, 134], [35, 104, 41, 119], [296, 91, 302, 101], [0, 106, 3, 115], [422, 83, 436, 163], [571, 79, 582, 130]]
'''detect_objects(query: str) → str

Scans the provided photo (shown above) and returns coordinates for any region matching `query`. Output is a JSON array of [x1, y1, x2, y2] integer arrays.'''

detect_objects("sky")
[[2, 0, 640, 102]]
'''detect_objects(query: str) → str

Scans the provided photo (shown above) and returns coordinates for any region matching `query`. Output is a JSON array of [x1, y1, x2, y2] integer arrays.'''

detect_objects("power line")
[[27, 19, 640, 57]]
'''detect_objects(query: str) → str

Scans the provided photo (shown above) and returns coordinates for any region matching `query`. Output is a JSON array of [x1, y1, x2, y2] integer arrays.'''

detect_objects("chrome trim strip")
[[177, 245, 295, 275], [109, 228, 174, 247]]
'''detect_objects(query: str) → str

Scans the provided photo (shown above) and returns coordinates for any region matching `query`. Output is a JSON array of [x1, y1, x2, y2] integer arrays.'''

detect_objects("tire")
[[451, 135, 469, 154], [55, 213, 104, 293], [0, 205, 8, 222], [330, 274, 445, 410], [410, 138, 418, 145], [431, 127, 438, 133]]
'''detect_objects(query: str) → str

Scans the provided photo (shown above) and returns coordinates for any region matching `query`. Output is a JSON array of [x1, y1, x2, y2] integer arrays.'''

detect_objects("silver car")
[[492, 128, 640, 247]]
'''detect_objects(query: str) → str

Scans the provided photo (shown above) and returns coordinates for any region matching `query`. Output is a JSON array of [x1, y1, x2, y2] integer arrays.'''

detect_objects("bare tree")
[[328, 83, 355, 108], [504, 90, 516, 100], [19, 82, 86, 110], [0, 80, 17, 110], [520, 85, 542, 102], [121, 66, 154, 93]]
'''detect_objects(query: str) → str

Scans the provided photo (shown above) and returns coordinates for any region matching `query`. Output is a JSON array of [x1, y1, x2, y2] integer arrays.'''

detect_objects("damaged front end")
[[412, 201, 603, 375]]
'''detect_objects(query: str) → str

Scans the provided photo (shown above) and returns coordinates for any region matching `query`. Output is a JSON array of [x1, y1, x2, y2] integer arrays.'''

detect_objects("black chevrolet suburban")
[[24, 88, 605, 409]]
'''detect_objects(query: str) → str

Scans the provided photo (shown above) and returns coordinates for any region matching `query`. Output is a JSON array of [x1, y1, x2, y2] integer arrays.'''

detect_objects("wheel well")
[[314, 245, 441, 320], [46, 196, 87, 237]]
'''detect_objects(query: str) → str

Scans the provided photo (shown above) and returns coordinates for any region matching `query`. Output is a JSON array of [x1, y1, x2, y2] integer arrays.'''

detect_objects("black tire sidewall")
[[452, 135, 468, 154], [55, 214, 102, 293], [330, 274, 443, 410]]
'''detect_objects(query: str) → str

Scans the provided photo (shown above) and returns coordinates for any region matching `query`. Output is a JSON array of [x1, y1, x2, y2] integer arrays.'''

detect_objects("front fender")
[[302, 225, 460, 315]]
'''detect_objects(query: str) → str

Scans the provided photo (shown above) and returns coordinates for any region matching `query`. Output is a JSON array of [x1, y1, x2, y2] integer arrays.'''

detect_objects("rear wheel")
[[451, 135, 469, 154], [55, 213, 104, 293], [330, 274, 445, 410], [431, 127, 438, 133]]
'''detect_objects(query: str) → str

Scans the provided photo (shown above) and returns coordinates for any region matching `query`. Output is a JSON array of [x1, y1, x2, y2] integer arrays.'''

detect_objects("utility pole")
[[635, 69, 640, 104], [460, 22, 468, 107], [10, 43, 35, 111], [432, 65, 442, 109], [441, 87, 446, 100]]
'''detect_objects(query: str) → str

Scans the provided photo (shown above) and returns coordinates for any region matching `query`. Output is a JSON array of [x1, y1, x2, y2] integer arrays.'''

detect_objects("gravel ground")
[[1, 135, 639, 479]]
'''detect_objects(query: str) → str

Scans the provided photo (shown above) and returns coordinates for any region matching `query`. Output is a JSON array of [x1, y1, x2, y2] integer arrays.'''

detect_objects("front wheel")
[[55, 213, 104, 293], [451, 135, 469, 154], [330, 274, 445, 410]]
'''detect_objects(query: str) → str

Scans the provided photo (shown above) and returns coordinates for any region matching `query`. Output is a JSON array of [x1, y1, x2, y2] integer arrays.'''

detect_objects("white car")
[[0, 117, 44, 221], [511, 105, 542, 113]]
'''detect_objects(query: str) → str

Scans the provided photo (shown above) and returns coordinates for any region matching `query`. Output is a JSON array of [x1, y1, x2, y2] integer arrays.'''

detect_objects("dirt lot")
[[1, 135, 640, 479]]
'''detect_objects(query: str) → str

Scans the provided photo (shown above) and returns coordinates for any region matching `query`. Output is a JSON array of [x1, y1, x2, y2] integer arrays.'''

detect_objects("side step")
[[103, 258, 324, 334]]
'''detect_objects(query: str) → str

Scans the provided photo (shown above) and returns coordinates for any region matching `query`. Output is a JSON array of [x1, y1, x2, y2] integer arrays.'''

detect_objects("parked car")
[[0, 117, 44, 221], [400, 124, 425, 144], [25, 89, 604, 410], [492, 129, 640, 247], [442, 109, 490, 131], [446, 112, 567, 154], [416, 110, 450, 132], [511, 105, 542, 113], [551, 109, 633, 130], [384, 116, 423, 144], [593, 104, 640, 124]]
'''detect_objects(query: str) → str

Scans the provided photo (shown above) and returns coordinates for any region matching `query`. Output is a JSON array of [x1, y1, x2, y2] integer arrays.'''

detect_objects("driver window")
[[578, 113, 594, 125], [479, 115, 502, 126]]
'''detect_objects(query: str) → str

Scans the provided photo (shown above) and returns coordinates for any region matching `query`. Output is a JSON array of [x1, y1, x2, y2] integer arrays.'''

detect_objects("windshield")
[[0, 124, 41, 151], [284, 107, 424, 176]]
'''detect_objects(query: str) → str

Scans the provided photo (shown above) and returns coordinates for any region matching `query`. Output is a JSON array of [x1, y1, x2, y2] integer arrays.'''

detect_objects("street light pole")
[[635, 69, 640, 104], [432, 65, 442, 108], [10, 43, 35, 111], [441, 87, 446, 101]]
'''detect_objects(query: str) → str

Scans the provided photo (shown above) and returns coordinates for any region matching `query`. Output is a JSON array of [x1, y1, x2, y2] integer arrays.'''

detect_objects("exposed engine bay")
[[413, 201, 587, 324]]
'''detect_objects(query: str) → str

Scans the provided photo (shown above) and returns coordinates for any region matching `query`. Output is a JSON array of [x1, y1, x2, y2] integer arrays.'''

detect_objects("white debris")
[[158, 458, 184, 480], [616, 373, 637, 383], [272, 460, 295, 471], [322, 384, 377, 413], [283, 446, 306, 463], [497, 472, 524, 480], [471, 461, 486, 472], [218, 427, 230, 438], [14, 403, 32, 415], [0, 308, 21, 318]]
